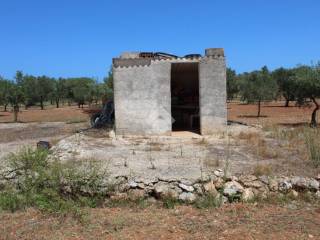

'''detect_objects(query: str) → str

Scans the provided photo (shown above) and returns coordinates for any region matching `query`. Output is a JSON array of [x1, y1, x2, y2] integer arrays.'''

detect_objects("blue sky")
[[0, 0, 319, 80]]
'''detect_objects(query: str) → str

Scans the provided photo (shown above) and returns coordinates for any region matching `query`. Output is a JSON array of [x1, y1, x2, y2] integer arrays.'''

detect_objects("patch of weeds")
[[105, 197, 149, 209], [0, 191, 25, 213], [303, 128, 320, 167], [298, 191, 319, 204], [0, 147, 110, 222], [194, 193, 222, 209], [196, 138, 209, 146], [162, 195, 180, 209], [256, 192, 293, 206]]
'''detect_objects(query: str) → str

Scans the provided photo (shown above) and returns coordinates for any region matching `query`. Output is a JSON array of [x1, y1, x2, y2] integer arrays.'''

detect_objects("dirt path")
[[0, 122, 88, 160]]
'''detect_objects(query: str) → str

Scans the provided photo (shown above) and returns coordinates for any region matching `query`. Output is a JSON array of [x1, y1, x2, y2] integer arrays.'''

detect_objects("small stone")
[[289, 189, 299, 198], [309, 179, 320, 191], [180, 179, 193, 185], [223, 181, 244, 196], [279, 180, 292, 192], [241, 188, 255, 202], [291, 176, 308, 189], [214, 178, 224, 189], [243, 180, 265, 189], [214, 169, 224, 177], [203, 181, 218, 196], [110, 193, 128, 201], [61, 185, 72, 194], [154, 182, 179, 198], [128, 180, 138, 188], [128, 189, 145, 200], [315, 191, 320, 198], [269, 178, 278, 191], [108, 130, 116, 138], [258, 175, 269, 184], [117, 183, 130, 192], [230, 176, 239, 181], [178, 192, 196, 202], [315, 174, 320, 180], [193, 183, 204, 195], [239, 175, 257, 184], [154, 182, 169, 195], [178, 183, 194, 192]]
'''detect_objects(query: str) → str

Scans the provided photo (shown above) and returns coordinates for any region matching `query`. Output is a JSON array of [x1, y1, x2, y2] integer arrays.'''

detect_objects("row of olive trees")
[[0, 70, 113, 121], [227, 64, 320, 127]]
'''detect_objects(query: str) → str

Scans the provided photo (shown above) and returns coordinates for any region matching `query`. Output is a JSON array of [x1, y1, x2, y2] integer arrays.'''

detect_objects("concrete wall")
[[199, 56, 227, 134], [113, 61, 172, 135], [113, 48, 227, 136]]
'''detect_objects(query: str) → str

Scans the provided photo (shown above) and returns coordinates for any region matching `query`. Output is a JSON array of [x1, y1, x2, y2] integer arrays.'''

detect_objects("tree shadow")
[[263, 105, 296, 108], [279, 122, 310, 127], [237, 115, 267, 118]]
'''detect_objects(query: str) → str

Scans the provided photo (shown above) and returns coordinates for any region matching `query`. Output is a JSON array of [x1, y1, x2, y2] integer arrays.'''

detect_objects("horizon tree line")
[[0, 70, 113, 122], [1, 63, 320, 127]]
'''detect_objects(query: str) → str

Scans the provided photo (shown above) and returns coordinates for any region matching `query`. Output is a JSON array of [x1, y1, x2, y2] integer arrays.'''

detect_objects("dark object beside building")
[[37, 141, 51, 150], [90, 101, 115, 128]]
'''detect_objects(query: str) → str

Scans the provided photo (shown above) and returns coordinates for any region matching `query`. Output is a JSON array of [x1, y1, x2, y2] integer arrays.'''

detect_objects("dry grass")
[[228, 101, 320, 126], [252, 164, 272, 176], [1, 202, 320, 240], [236, 131, 278, 159], [203, 158, 220, 168]]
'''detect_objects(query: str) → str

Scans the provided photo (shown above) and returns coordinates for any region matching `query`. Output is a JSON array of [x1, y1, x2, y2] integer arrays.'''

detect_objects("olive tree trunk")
[[257, 99, 261, 117], [310, 97, 319, 127]]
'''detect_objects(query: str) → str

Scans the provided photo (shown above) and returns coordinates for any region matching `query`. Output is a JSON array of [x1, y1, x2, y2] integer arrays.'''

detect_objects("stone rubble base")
[[103, 170, 320, 203]]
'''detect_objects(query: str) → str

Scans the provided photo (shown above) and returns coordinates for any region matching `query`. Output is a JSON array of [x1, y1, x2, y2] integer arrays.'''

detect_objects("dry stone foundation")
[[106, 172, 320, 203]]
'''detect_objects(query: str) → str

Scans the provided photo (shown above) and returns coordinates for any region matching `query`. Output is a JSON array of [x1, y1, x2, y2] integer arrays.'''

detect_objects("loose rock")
[[223, 181, 244, 196], [178, 183, 194, 192], [241, 188, 255, 202], [279, 180, 292, 192], [203, 181, 218, 196], [178, 192, 196, 202]]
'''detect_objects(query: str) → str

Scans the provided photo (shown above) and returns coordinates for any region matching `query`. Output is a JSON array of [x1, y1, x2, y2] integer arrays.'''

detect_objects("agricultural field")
[[0, 101, 319, 240]]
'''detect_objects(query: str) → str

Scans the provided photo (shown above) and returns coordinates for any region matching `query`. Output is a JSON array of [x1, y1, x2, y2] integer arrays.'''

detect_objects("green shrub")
[[194, 193, 222, 209], [0, 147, 109, 217], [0, 191, 25, 212], [162, 195, 180, 209]]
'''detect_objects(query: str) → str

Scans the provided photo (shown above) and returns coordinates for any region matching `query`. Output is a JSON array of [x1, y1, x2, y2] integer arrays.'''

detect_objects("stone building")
[[112, 48, 226, 135]]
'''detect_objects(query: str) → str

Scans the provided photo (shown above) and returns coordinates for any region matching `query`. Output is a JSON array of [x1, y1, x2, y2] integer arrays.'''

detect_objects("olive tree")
[[272, 67, 295, 107], [293, 65, 320, 127], [8, 83, 24, 122], [227, 68, 239, 101], [0, 77, 11, 111], [239, 66, 278, 117]]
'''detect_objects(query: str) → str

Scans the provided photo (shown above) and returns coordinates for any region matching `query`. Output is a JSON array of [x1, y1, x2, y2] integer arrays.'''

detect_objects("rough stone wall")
[[199, 56, 227, 134], [113, 61, 172, 135]]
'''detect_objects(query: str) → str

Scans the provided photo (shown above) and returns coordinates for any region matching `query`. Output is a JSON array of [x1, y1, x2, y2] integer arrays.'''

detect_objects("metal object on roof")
[[184, 54, 202, 59]]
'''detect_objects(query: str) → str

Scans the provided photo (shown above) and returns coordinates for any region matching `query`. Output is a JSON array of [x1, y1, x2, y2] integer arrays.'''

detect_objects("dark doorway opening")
[[171, 63, 200, 133]]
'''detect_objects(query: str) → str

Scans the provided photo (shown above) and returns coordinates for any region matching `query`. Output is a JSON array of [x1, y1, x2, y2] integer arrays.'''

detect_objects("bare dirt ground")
[[0, 122, 88, 160], [0, 101, 318, 126], [228, 101, 318, 126], [0, 105, 88, 123], [1, 203, 319, 240], [0, 102, 319, 178]]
